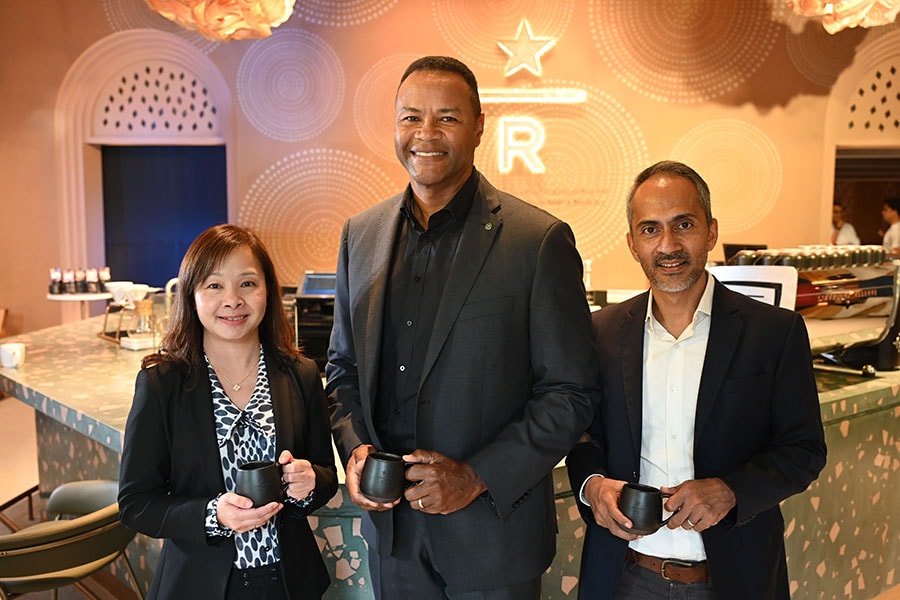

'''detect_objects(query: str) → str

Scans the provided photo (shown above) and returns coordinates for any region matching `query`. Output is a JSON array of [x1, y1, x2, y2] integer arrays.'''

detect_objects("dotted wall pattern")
[[670, 119, 782, 234], [785, 11, 868, 88], [845, 64, 900, 134], [477, 81, 648, 260], [102, 0, 219, 54], [293, 0, 398, 27], [239, 149, 397, 283], [353, 53, 422, 162], [92, 62, 221, 137], [431, 0, 574, 70], [588, 0, 780, 103], [236, 29, 345, 142]]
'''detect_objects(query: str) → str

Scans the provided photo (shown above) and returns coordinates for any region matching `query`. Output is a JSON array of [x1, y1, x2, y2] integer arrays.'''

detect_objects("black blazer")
[[567, 280, 826, 600], [118, 350, 338, 600], [327, 172, 600, 591]]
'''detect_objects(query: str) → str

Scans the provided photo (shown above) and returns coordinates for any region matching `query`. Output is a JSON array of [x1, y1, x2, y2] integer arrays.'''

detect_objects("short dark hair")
[[626, 160, 712, 229], [399, 56, 482, 117], [145, 224, 297, 371], [885, 197, 900, 214]]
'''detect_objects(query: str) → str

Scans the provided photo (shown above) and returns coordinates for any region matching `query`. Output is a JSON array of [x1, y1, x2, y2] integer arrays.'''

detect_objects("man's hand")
[[662, 478, 736, 532], [278, 449, 316, 501], [345, 444, 400, 512], [582, 476, 642, 541], [402, 449, 487, 515]]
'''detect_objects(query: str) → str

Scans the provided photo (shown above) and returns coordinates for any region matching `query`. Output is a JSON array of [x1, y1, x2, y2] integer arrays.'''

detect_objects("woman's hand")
[[216, 493, 282, 534], [279, 449, 316, 501]]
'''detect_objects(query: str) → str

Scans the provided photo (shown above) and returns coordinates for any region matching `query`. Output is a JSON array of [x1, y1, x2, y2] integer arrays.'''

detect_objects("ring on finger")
[[686, 518, 695, 527], [417, 498, 425, 510]]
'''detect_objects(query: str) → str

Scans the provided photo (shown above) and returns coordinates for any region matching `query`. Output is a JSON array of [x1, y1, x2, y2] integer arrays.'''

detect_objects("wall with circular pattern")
[[67, 0, 899, 293]]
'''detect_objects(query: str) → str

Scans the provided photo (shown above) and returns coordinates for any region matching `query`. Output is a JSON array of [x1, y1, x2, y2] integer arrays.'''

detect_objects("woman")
[[118, 224, 337, 599]]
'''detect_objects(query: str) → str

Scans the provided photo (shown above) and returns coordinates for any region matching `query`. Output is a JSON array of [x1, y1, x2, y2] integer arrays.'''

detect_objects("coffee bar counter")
[[1, 316, 898, 599]]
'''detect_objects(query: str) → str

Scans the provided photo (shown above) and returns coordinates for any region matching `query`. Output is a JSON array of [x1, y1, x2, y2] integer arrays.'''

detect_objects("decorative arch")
[[820, 32, 900, 238], [54, 29, 234, 296]]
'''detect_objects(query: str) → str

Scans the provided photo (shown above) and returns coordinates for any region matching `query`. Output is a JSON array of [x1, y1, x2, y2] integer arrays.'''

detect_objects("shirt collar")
[[400, 168, 478, 229], [207, 348, 274, 446], [644, 271, 715, 335]]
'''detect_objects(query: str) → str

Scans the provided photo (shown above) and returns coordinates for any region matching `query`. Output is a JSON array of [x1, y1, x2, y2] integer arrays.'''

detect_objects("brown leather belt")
[[626, 549, 710, 584]]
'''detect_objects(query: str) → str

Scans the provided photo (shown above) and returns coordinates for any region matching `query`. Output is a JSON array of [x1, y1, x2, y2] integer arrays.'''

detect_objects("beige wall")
[[2, 0, 899, 335]]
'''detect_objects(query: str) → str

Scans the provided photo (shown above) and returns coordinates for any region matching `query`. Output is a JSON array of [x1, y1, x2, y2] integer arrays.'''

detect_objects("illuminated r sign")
[[498, 116, 546, 174]]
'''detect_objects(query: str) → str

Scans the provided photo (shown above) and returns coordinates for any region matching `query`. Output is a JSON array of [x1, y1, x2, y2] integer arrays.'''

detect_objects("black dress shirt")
[[374, 170, 479, 454]]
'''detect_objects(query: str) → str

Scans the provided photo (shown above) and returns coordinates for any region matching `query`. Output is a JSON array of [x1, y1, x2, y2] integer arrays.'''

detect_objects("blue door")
[[102, 145, 227, 287]]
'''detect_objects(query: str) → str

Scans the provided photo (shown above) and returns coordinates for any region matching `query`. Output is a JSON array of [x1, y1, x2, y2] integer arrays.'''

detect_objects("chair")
[[0, 480, 144, 599]]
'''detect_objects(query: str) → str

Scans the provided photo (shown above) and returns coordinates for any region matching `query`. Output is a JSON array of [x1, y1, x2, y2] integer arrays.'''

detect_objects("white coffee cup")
[[0, 343, 25, 368]]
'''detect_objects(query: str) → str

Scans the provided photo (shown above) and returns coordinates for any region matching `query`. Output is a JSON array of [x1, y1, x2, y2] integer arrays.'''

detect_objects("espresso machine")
[[723, 245, 900, 372], [291, 272, 336, 373]]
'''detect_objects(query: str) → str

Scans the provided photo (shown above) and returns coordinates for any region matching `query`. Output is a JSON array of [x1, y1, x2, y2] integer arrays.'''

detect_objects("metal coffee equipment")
[[724, 245, 900, 371]]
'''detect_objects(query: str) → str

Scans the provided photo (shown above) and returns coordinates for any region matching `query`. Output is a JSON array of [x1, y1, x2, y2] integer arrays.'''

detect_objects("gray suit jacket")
[[326, 171, 600, 590]]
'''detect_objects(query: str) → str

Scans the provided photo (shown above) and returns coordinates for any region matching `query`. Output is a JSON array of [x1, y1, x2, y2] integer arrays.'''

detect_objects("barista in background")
[[881, 197, 900, 256], [831, 201, 859, 245]]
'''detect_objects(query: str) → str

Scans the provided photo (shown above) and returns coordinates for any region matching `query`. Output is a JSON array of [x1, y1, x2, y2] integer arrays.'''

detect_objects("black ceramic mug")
[[359, 452, 407, 503], [236, 460, 284, 508], [618, 482, 676, 535]]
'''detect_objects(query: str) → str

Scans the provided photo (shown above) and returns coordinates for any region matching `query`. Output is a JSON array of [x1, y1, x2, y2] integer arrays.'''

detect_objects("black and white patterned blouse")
[[203, 347, 280, 569]]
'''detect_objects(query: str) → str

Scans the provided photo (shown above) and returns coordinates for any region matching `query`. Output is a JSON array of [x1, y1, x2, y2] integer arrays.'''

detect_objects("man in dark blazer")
[[567, 161, 826, 599], [326, 56, 599, 599]]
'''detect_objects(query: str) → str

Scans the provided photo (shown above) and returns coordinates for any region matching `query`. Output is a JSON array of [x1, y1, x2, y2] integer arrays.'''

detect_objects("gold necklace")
[[211, 361, 257, 392]]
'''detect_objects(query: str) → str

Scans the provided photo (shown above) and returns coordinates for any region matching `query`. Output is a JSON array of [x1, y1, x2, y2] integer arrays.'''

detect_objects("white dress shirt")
[[831, 222, 859, 245], [628, 275, 716, 562], [884, 222, 900, 253]]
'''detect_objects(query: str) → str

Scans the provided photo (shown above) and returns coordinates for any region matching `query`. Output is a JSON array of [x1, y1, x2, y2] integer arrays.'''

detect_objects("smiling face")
[[194, 245, 267, 349], [394, 69, 484, 205], [627, 174, 718, 295]]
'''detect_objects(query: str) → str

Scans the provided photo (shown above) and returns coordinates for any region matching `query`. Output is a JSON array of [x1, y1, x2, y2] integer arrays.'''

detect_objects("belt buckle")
[[660, 558, 693, 581]]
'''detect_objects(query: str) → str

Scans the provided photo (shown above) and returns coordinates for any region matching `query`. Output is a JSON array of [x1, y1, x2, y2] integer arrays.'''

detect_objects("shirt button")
[[394, 408, 401, 415], [406, 320, 413, 327], [414, 276, 421, 283], [399, 365, 406, 372]]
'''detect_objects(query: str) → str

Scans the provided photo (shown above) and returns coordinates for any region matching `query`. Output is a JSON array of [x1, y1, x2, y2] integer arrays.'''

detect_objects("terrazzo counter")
[[1, 317, 898, 599]]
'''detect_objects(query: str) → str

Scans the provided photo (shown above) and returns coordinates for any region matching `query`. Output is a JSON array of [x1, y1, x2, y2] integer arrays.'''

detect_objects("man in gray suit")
[[326, 56, 600, 599]]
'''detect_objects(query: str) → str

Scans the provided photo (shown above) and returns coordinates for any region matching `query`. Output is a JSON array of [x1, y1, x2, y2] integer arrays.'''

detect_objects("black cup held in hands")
[[618, 482, 677, 535], [359, 452, 407, 503], [236, 460, 284, 507]]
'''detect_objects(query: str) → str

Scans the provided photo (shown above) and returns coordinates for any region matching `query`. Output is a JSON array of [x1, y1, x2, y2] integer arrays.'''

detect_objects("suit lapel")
[[622, 294, 649, 469], [695, 282, 742, 440], [185, 374, 227, 493], [420, 176, 500, 384], [358, 198, 404, 411], [268, 354, 297, 453]]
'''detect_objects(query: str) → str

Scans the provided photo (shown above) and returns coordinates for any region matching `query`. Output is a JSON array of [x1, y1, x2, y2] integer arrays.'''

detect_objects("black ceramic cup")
[[359, 452, 406, 503], [618, 482, 675, 535], [236, 460, 283, 508]]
